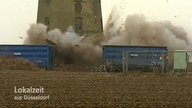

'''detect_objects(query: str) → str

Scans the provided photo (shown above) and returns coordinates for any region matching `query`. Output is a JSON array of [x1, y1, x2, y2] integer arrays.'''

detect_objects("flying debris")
[[24, 13, 192, 64], [19, 37, 23, 39]]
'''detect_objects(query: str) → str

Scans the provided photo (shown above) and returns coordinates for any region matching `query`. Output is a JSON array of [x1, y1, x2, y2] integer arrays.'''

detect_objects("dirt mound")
[[0, 56, 40, 71]]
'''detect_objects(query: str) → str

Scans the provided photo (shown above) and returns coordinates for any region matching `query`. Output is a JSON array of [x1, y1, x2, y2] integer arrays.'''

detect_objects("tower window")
[[75, 17, 83, 34], [74, 0, 82, 14], [44, 17, 49, 30]]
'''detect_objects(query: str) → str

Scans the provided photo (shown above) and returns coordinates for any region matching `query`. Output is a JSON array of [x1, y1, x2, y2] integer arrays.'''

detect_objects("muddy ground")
[[1, 70, 192, 108], [0, 56, 192, 107]]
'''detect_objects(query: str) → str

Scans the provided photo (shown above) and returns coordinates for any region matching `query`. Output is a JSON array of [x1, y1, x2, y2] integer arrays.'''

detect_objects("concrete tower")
[[37, 0, 103, 35]]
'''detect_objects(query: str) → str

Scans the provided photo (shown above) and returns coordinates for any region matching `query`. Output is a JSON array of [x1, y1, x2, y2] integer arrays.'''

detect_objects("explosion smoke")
[[24, 23, 47, 44], [24, 24, 102, 64], [104, 14, 191, 50], [24, 13, 192, 64]]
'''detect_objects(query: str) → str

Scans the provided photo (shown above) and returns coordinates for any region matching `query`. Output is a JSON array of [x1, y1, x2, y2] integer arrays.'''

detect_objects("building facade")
[[37, 0, 103, 35]]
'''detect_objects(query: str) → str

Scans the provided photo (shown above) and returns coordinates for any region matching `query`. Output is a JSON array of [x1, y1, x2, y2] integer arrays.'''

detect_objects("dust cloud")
[[24, 24, 102, 64], [24, 13, 191, 64], [104, 14, 191, 50]]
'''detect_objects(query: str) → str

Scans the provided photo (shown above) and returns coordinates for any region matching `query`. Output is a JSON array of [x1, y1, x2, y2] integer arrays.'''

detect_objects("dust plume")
[[104, 14, 191, 50], [24, 13, 192, 64], [24, 24, 102, 64], [24, 23, 47, 44]]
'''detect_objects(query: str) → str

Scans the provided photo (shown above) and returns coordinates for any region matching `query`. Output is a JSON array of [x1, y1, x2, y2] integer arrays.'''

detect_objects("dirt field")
[[1, 70, 192, 108]]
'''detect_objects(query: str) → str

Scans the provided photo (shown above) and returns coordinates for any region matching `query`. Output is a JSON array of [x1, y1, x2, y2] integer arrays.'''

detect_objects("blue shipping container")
[[103, 45, 168, 72], [0, 45, 53, 70]]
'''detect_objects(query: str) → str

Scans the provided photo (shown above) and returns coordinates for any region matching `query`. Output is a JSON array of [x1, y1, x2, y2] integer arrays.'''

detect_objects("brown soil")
[[53, 64, 102, 72], [0, 56, 40, 71], [1, 71, 192, 107], [0, 55, 102, 72], [0, 57, 192, 107]]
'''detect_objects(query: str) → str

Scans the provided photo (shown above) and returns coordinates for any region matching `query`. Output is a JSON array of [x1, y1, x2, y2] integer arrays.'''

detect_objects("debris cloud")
[[24, 13, 192, 64], [104, 14, 191, 50], [24, 24, 102, 64]]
